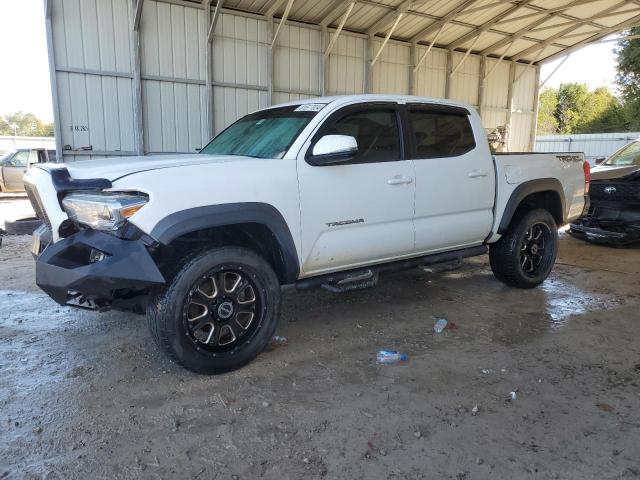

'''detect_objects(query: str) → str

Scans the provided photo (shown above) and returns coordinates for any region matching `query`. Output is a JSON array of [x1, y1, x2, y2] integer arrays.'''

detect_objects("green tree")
[[577, 87, 625, 133], [555, 83, 591, 133], [537, 88, 559, 134], [616, 28, 640, 130], [0, 112, 54, 137], [536, 83, 625, 135]]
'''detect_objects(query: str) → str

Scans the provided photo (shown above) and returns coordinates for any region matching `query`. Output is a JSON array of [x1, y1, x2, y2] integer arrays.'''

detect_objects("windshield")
[[604, 141, 640, 166], [200, 105, 323, 159]]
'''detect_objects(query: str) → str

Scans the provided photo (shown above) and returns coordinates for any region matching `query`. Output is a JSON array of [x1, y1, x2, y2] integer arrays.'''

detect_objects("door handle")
[[468, 170, 488, 178], [387, 176, 413, 185]]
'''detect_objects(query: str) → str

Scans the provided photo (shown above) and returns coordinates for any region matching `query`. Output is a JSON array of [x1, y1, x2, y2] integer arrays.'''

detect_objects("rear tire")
[[147, 246, 281, 374], [489, 209, 558, 289]]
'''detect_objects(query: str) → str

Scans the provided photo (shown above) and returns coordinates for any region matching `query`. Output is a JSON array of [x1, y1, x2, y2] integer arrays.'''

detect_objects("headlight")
[[62, 192, 148, 231]]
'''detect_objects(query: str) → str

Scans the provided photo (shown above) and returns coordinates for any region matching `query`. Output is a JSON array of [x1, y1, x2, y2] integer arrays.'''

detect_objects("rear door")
[[407, 104, 495, 252], [297, 103, 416, 275]]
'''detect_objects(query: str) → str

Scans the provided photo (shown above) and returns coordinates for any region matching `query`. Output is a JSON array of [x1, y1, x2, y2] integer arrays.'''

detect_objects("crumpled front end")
[[35, 229, 165, 311], [570, 178, 640, 246], [24, 164, 165, 312]]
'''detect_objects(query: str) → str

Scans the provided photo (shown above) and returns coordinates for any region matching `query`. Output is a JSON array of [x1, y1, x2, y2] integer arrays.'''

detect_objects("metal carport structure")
[[44, 0, 640, 162]]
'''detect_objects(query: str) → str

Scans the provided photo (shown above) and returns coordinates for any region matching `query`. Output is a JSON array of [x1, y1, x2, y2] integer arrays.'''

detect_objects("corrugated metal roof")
[[194, 0, 640, 64]]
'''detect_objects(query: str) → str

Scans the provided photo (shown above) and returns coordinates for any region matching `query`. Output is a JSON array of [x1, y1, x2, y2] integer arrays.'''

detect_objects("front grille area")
[[24, 183, 52, 230], [590, 182, 640, 204]]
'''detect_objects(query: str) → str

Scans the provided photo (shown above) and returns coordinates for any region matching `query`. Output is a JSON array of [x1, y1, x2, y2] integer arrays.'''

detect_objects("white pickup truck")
[[24, 95, 589, 374]]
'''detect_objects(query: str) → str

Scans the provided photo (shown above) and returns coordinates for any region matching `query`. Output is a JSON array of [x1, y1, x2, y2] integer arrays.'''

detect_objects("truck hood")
[[56, 154, 260, 182], [591, 164, 640, 181]]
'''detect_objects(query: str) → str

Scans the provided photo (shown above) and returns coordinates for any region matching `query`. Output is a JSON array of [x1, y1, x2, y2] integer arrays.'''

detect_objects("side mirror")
[[595, 156, 606, 165], [307, 135, 358, 166]]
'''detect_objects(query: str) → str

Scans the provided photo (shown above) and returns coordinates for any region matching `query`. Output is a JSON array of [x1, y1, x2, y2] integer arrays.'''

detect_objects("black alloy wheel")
[[184, 269, 261, 351]]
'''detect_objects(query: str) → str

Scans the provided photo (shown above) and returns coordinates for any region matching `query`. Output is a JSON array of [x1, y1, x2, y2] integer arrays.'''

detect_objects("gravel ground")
[[1, 232, 639, 480]]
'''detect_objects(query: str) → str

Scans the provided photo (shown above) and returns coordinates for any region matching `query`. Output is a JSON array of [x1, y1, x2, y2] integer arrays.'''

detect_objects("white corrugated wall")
[[48, 0, 540, 160], [51, 0, 135, 161], [536, 132, 640, 164]]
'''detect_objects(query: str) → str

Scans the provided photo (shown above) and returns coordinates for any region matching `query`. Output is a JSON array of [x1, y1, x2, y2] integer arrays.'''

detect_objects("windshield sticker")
[[295, 103, 326, 112]]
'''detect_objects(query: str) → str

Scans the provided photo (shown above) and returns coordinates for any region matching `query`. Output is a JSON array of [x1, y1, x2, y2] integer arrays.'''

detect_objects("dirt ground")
[[1, 216, 640, 479]]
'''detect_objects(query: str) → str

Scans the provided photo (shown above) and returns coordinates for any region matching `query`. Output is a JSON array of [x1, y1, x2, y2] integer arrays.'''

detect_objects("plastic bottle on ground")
[[377, 350, 408, 364]]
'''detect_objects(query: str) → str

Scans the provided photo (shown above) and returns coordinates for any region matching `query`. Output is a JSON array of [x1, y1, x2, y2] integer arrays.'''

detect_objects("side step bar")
[[296, 245, 487, 291]]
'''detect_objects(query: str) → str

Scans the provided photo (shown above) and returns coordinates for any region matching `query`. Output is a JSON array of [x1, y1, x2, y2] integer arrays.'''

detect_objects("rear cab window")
[[407, 104, 476, 159]]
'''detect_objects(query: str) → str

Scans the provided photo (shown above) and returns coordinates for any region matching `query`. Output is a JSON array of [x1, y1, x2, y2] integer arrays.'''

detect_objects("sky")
[[539, 37, 619, 91], [0, 0, 622, 124], [0, 0, 52, 122]]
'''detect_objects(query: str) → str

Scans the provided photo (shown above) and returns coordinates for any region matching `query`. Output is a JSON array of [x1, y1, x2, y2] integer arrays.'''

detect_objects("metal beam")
[[131, 0, 144, 155], [267, 15, 274, 104], [321, 25, 328, 95], [539, 53, 571, 88], [477, 55, 486, 118], [133, 0, 144, 31], [365, 33, 374, 92], [207, 0, 223, 44], [410, 0, 481, 43], [540, 29, 640, 64], [495, 0, 622, 33], [493, 0, 604, 27], [527, 9, 640, 35], [479, 0, 602, 56], [367, 0, 412, 35], [413, 23, 445, 72], [512, 5, 639, 62], [446, 0, 534, 51], [271, 0, 295, 48], [529, 64, 541, 151], [320, 0, 353, 27], [450, 35, 482, 75], [409, 41, 417, 94], [44, 0, 63, 162], [324, 1, 355, 58], [505, 60, 515, 149], [263, 0, 285, 16], [204, 0, 214, 137], [444, 49, 453, 98], [370, 12, 403, 67]]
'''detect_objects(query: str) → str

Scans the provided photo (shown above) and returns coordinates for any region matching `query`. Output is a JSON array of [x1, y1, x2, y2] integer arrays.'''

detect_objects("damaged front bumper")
[[570, 214, 640, 246], [35, 228, 165, 310]]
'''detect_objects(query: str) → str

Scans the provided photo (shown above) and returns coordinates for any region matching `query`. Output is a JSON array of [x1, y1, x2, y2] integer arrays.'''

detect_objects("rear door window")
[[408, 107, 475, 159]]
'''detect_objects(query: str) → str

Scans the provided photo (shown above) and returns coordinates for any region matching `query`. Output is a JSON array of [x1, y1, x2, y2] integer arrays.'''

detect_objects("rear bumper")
[[35, 229, 165, 308]]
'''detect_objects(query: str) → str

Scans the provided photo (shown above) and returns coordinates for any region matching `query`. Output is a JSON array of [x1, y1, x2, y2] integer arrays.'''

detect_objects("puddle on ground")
[[541, 277, 624, 330]]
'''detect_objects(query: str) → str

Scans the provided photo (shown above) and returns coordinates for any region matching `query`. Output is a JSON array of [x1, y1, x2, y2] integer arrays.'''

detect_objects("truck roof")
[[269, 94, 475, 111]]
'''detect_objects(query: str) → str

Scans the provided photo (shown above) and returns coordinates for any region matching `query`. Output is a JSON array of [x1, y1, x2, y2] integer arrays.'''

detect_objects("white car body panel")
[[24, 94, 587, 279]]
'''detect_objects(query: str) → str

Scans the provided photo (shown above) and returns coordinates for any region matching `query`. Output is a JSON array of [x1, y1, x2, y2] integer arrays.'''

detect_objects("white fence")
[[0, 136, 56, 153], [535, 132, 640, 165]]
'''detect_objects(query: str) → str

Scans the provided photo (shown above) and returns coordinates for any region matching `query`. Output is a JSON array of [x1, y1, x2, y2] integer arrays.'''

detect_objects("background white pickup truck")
[[25, 95, 589, 374]]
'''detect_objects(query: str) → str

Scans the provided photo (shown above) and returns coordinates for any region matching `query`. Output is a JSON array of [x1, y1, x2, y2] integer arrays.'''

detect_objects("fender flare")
[[497, 178, 566, 234], [149, 202, 299, 283]]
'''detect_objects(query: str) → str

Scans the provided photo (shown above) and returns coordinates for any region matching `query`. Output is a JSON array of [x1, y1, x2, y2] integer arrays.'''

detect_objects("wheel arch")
[[149, 203, 299, 284], [497, 179, 566, 235]]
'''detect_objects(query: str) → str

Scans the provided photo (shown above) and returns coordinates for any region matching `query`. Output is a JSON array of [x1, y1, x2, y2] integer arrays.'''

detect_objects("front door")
[[2, 150, 30, 191], [297, 104, 415, 276], [407, 104, 495, 253]]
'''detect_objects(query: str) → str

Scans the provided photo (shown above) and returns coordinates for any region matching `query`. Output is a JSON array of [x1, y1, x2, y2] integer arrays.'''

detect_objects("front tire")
[[489, 209, 558, 289], [147, 247, 281, 374]]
